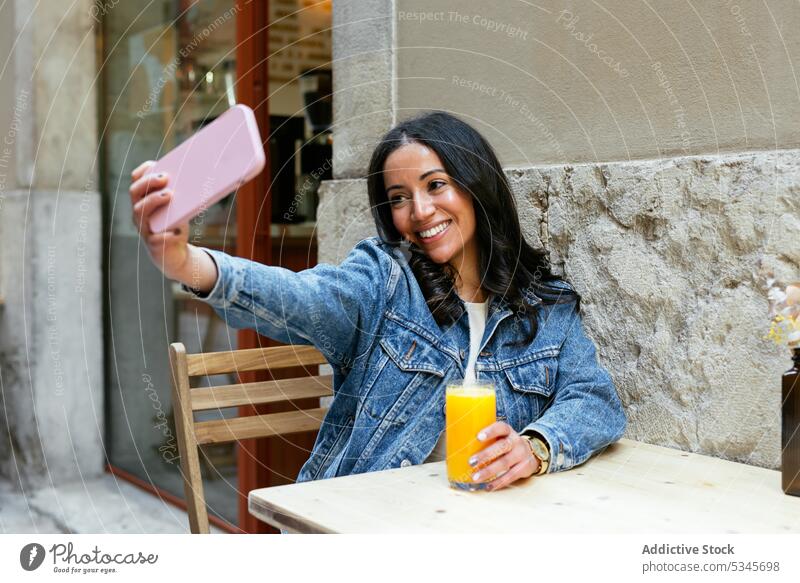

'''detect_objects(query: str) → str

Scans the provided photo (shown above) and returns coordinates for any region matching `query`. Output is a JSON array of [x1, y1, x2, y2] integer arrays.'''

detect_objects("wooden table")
[[248, 439, 800, 533]]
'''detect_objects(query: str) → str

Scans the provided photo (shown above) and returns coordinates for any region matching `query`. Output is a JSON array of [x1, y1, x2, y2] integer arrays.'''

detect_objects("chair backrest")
[[169, 342, 332, 534]]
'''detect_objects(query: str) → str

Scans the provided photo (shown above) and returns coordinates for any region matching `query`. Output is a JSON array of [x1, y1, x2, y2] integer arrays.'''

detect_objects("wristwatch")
[[522, 432, 550, 476]]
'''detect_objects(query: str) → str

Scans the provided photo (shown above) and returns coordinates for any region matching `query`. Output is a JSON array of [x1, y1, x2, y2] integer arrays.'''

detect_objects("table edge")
[[248, 493, 337, 534]]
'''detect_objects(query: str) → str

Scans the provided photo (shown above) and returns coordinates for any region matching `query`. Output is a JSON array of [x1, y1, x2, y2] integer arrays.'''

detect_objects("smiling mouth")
[[416, 220, 452, 241]]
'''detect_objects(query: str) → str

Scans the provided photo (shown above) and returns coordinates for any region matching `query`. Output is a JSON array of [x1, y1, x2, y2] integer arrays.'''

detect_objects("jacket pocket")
[[378, 334, 450, 377], [359, 323, 452, 425], [500, 345, 560, 398]]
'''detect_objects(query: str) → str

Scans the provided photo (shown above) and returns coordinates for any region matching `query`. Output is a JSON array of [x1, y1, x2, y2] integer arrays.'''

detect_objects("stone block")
[[332, 0, 394, 178], [316, 178, 377, 264], [0, 190, 103, 487]]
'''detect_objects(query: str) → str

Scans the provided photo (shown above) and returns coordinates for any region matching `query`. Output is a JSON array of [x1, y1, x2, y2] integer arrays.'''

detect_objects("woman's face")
[[383, 142, 478, 270]]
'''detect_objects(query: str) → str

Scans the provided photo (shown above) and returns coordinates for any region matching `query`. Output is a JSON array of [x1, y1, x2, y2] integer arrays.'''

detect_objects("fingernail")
[[472, 472, 482, 481], [477, 431, 487, 441], [468, 456, 478, 467]]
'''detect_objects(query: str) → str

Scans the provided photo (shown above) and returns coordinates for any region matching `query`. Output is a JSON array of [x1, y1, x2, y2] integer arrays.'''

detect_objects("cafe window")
[[99, 0, 332, 531]]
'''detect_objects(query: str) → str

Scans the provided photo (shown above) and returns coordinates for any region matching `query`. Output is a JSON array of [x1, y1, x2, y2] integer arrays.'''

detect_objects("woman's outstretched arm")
[[129, 160, 395, 368], [194, 240, 394, 368]]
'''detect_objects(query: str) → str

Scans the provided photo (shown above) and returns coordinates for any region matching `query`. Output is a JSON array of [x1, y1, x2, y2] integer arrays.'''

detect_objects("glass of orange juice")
[[446, 381, 496, 490]]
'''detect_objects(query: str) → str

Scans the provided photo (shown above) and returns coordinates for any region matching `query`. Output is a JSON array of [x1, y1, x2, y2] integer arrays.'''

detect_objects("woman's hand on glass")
[[129, 160, 191, 279], [468, 421, 540, 491]]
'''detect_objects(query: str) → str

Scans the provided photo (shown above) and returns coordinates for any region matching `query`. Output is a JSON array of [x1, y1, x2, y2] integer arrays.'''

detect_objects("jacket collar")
[[387, 240, 543, 352]]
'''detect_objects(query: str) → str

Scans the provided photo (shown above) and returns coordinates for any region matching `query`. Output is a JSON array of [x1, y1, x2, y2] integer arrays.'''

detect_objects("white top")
[[424, 299, 489, 463], [463, 299, 489, 383]]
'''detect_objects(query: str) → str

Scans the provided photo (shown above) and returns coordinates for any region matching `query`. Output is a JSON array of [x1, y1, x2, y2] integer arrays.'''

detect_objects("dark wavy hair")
[[367, 111, 580, 346]]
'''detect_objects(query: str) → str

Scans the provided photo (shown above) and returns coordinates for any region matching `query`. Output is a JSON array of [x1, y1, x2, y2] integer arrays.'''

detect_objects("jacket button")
[[459, 349, 466, 359], [400, 459, 412, 468]]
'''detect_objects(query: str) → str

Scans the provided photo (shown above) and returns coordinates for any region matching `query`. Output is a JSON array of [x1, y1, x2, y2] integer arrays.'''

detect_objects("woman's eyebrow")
[[419, 168, 446, 180], [386, 168, 446, 193]]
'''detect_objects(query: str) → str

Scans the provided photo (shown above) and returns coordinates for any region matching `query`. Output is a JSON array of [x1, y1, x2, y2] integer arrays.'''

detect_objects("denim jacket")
[[196, 237, 626, 483]]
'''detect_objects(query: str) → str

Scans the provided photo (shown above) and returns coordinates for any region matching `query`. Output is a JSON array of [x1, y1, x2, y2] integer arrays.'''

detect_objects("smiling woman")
[[383, 142, 482, 300], [129, 110, 627, 492], [367, 111, 574, 345]]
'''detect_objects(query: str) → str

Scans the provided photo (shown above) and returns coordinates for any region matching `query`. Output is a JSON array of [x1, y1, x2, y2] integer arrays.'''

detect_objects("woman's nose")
[[411, 191, 435, 221]]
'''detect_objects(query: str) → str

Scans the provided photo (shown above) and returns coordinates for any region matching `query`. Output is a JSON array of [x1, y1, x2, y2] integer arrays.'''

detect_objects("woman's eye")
[[429, 180, 446, 190], [390, 195, 408, 205]]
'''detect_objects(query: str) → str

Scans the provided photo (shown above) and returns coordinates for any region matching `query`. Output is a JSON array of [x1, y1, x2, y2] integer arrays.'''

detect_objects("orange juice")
[[445, 382, 496, 490]]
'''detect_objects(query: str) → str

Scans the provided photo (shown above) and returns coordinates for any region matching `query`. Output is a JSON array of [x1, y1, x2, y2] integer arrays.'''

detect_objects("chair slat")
[[191, 375, 334, 411], [186, 345, 327, 376], [194, 407, 328, 445]]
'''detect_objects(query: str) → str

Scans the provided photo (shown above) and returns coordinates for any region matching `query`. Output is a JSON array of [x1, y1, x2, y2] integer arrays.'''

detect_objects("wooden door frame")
[[235, 0, 321, 534], [235, 0, 272, 533]]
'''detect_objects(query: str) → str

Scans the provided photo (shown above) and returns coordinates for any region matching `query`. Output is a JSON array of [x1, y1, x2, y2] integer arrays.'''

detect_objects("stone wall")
[[321, 0, 800, 471], [331, 0, 395, 178], [317, 148, 799, 470], [0, 0, 103, 488]]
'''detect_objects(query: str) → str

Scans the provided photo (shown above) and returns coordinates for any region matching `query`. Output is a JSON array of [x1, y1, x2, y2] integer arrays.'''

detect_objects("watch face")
[[531, 438, 549, 461]]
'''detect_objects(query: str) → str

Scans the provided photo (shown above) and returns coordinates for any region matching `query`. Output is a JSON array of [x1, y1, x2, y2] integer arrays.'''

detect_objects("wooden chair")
[[168, 342, 333, 534]]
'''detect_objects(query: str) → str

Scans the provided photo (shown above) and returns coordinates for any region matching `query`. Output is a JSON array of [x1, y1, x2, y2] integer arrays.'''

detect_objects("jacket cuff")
[[521, 421, 570, 473], [180, 248, 238, 309]]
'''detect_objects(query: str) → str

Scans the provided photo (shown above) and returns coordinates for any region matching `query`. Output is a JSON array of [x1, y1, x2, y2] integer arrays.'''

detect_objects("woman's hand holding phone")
[[129, 160, 217, 293]]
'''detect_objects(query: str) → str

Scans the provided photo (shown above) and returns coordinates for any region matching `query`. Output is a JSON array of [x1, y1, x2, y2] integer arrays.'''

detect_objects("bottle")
[[783, 347, 800, 496]]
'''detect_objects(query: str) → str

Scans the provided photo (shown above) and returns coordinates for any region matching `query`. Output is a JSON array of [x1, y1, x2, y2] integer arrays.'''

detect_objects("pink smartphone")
[[147, 104, 266, 233]]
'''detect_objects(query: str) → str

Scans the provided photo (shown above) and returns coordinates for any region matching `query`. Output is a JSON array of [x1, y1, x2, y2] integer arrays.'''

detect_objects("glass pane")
[[268, 0, 332, 228], [101, 0, 240, 527]]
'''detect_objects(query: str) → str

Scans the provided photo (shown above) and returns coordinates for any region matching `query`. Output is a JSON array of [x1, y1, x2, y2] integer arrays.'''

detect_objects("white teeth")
[[418, 220, 451, 239]]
